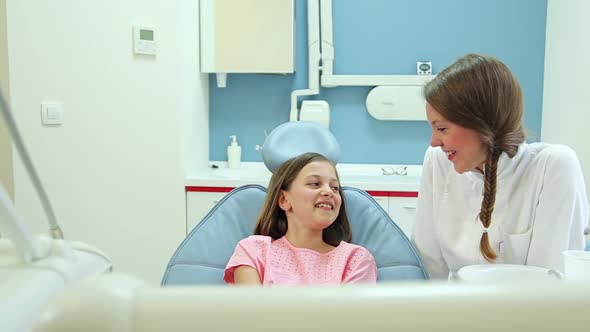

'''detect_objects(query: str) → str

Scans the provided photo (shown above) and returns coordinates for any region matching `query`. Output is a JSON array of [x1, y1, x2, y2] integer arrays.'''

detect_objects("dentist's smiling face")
[[279, 160, 342, 231], [426, 102, 487, 174]]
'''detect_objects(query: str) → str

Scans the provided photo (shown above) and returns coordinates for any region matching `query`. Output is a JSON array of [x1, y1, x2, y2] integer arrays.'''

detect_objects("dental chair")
[[161, 122, 428, 285]]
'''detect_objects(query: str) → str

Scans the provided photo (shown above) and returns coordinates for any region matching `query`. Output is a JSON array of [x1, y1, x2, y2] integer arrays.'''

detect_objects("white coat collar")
[[464, 143, 527, 184]]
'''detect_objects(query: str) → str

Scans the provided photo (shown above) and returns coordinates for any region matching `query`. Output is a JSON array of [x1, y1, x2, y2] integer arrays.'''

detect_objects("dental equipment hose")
[[0, 87, 64, 239]]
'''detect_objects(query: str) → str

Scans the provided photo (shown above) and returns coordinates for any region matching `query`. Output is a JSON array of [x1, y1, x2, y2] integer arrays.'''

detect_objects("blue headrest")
[[261, 121, 341, 172]]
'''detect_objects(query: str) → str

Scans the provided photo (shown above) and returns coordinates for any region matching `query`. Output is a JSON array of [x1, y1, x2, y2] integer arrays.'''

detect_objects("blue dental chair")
[[161, 122, 429, 285]]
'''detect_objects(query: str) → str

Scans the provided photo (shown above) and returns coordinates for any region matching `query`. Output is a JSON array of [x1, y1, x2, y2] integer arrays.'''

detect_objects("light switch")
[[41, 101, 63, 125]]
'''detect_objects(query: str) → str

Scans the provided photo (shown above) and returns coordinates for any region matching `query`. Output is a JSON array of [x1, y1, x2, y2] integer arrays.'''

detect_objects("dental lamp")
[[0, 87, 112, 331]]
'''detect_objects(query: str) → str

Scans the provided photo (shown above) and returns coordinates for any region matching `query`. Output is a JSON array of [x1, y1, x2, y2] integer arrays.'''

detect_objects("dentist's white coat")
[[413, 143, 589, 279]]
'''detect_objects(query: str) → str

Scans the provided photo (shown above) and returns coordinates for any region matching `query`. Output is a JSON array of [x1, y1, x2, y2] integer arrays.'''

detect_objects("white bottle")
[[227, 135, 242, 169]]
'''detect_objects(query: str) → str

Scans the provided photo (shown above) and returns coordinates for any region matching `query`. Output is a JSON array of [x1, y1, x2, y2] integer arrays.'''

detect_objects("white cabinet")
[[200, 0, 295, 74], [371, 196, 417, 238], [372, 196, 389, 213], [387, 197, 417, 238], [186, 190, 417, 238], [186, 191, 227, 233]]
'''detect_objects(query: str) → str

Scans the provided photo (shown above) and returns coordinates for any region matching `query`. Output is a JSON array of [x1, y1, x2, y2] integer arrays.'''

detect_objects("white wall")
[[542, 0, 590, 212], [6, 0, 209, 284]]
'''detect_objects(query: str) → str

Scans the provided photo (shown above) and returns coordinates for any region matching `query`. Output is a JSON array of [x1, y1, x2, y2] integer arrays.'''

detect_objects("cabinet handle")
[[403, 205, 417, 209]]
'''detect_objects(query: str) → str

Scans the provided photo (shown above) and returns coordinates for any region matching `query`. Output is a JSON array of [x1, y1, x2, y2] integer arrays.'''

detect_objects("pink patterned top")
[[224, 235, 377, 285]]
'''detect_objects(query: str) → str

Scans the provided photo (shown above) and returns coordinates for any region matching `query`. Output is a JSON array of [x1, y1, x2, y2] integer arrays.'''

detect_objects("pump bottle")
[[227, 135, 242, 169]]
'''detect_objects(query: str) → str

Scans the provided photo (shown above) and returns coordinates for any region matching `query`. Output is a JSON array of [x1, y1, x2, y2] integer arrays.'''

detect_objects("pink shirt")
[[224, 235, 377, 285]]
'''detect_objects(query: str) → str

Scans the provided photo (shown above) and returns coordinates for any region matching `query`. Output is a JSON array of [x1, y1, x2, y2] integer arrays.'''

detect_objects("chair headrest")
[[261, 121, 341, 173]]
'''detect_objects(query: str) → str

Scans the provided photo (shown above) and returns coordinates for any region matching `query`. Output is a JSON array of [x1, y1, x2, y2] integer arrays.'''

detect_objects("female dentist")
[[412, 53, 589, 279]]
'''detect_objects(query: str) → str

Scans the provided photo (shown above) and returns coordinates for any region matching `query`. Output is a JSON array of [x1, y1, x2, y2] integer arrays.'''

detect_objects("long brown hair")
[[424, 54, 526, 261], [254, 152, 351, 246]]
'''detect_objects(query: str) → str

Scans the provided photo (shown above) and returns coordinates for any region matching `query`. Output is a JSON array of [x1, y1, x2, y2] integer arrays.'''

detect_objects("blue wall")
[[209, 0, 547, 164]]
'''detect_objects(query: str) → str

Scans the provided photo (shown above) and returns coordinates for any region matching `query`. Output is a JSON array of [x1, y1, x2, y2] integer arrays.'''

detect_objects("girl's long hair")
[[254, 152, 351, 246]]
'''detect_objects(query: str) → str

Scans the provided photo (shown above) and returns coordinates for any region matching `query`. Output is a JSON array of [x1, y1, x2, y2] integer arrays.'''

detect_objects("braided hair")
[[424, 54, 526, 261]]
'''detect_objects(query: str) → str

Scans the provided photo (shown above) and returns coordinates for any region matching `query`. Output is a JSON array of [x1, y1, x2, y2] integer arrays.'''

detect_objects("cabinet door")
[[200, 0, 295, 73], [186, 192, 227, 235], [371, 196, 389, 214], [388, 197, 418, 238]]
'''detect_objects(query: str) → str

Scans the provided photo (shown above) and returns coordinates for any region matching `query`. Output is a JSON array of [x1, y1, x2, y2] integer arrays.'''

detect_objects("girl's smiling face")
[[279, 160, 342, 231]]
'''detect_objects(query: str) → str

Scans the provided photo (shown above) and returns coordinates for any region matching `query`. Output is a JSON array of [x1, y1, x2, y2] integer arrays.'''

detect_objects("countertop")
[[186, 162, 423, 192]]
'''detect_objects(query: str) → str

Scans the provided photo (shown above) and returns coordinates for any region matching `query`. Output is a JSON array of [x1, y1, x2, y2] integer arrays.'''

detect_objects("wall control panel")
[[133, 25, 157, 55], [417, 61, 432, 75]]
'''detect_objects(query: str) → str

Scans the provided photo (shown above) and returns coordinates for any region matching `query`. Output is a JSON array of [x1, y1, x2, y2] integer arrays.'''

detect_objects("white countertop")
[[186, 162, 422, 192]]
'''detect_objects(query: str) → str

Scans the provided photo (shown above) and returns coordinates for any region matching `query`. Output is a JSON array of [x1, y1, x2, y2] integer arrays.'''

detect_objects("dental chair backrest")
[[161, 122, 428, 285]]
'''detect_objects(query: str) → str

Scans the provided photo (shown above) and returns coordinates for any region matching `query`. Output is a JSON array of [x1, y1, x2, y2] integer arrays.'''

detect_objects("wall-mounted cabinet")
[[200, 0, 295, 78], [186, 191, 417, 238]]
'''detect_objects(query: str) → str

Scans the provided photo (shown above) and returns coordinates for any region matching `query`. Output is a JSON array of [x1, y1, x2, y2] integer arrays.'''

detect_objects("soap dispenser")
[[227, 135, 242, 169]]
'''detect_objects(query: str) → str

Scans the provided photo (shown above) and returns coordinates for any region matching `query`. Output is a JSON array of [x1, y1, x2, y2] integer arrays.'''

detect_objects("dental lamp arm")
[[0, 182, 46, 262], [0, 87, 63, 240], [289, 0, 321, 122]]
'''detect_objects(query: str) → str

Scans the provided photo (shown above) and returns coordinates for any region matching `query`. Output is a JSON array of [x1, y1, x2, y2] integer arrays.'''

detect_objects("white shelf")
[[321, 74, 435, 87]]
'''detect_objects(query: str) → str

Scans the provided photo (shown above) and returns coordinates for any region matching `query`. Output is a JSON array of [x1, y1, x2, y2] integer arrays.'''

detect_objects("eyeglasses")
[[381, 166, 407, 176]]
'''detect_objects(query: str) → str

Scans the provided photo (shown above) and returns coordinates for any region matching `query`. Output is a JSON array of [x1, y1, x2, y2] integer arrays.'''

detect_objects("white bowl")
[[456, 264, 559, 282], [562, 250, 590, 280]]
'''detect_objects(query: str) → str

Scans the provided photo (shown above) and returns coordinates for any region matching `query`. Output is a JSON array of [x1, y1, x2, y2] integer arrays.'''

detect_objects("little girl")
[[224, 152, 377, 285]]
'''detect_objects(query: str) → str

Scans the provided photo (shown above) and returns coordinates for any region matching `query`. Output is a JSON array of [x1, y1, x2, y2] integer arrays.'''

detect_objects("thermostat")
[[133, 26, 157, 55], [417, 61, 432, 75]]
